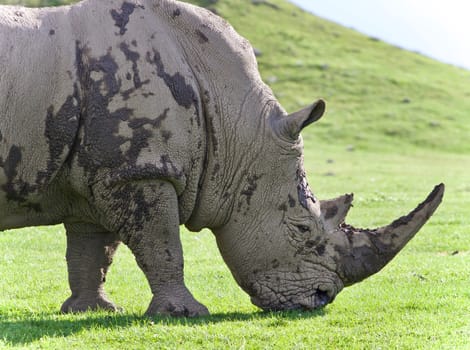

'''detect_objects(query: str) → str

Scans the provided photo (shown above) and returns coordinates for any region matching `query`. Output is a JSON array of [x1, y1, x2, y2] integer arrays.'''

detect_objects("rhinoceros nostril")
[[314, 289, 332, 307]]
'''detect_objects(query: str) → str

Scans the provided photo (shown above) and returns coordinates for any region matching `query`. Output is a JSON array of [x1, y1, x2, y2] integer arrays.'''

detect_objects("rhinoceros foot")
[[60, 293, 121, 313], [145, 288, 209, 317]]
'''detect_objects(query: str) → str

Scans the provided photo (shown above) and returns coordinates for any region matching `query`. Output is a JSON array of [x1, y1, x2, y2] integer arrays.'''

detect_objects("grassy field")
[[1, 0, 469, 349]]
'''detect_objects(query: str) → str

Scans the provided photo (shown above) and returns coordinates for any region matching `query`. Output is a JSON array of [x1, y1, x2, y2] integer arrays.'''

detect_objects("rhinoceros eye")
[[296, 224, 311, 233]]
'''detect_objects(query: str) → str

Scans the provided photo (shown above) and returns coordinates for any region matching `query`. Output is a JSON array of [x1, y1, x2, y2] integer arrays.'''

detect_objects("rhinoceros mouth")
[[251, 290, 335, 311], [245, 268, 342, 311], [250, 287, 334, 311]]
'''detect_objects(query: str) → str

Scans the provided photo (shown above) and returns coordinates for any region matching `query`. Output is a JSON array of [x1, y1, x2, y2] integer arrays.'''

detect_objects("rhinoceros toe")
[[144, 293, 209, 318], [60, 293, 121, 313]]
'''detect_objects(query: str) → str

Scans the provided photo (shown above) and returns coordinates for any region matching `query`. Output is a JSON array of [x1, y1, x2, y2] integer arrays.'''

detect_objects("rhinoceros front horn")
[[336, 183, 444, 286]]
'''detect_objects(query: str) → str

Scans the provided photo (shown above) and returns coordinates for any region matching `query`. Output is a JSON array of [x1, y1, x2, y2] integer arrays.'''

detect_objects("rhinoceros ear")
[[278, 99, 326, 140]]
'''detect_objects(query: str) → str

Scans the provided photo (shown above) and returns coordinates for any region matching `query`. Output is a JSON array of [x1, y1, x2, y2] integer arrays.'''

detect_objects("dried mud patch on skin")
[[195, 29, 209, 44], [74, 42, 128, 173], [110, 2, 144, 36], [119, 42, 150, 100], [324, 205, 338, 220], [296, 167, 316, 209], [240, 174, 261, 206], [0, 146, 35, 205], [74, 42, 180, 181], [389, 183, 444, 229], [171, 8, 181, 18], [146, 49, 200, 126], [288, 194, 296, 208], [110, 182, 159, 235], [38, 84, 81, 186]]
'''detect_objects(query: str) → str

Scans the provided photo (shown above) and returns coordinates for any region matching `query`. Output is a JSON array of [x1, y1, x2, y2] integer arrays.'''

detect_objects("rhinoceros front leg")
[[101, 180, 209, 317], [61, 223, 121, 313]]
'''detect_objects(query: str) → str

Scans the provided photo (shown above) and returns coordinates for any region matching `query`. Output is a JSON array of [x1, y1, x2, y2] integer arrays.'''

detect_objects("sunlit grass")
[[1, 150, 468, 349]]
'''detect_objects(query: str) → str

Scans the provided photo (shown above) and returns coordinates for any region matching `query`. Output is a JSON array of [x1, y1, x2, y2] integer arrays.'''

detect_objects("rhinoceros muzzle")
[[245, 267, 342, 312], [250, 288, 334, 311]]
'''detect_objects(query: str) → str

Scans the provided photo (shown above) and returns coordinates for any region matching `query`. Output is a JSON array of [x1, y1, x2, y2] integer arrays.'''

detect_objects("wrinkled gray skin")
[[0, 0, 444, 317]]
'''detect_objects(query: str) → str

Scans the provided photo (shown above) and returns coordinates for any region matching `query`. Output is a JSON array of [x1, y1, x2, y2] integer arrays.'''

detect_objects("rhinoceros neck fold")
[[159, 1, 279, 230], [184, 89, 276, 231]]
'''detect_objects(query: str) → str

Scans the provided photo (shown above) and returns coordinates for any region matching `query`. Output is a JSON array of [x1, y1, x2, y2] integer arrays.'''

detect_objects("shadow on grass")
[[0, 308, 325, 345]]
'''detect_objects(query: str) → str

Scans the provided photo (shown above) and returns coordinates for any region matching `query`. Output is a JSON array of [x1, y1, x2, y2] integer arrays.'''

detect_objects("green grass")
[[1, 0, 470, 348]]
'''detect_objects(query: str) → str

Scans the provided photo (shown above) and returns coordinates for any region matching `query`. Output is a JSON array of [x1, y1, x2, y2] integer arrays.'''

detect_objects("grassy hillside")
[[198, 0, 470, 154], [4, 0, 470, 154], [1, 0, 469, 349]]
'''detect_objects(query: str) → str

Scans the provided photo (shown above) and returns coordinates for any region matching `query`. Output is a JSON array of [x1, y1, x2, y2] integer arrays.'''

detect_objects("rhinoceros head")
[[213, 99, 444, 311]]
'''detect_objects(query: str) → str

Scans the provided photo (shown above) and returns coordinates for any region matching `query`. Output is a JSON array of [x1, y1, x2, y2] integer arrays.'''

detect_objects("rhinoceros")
[[0, 0, 444, 317]]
